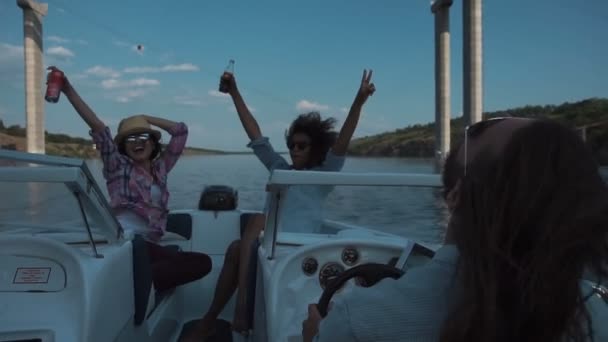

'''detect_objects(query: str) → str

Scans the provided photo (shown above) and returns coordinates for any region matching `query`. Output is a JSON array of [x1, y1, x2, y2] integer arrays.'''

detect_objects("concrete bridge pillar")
[[17, 0, 48, 154], [431, 0, 453, 172], [580, 126, 587, 142], [463, 0, 483, 126]]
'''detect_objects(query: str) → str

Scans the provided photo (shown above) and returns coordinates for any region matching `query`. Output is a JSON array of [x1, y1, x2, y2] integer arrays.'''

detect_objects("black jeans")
[[145, 240, 212, 291]]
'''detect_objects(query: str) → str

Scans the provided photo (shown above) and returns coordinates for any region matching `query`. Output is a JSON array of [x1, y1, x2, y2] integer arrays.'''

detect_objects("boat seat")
[[166, 213, 193, 240], [131, 235, 182, 325]]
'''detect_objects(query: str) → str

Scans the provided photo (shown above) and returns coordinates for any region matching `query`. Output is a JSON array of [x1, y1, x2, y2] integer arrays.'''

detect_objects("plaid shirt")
[[90, 122, 188, 242]]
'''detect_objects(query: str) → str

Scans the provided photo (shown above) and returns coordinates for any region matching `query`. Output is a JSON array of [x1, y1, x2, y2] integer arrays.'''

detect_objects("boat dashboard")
[[260, 232, 436, 341]]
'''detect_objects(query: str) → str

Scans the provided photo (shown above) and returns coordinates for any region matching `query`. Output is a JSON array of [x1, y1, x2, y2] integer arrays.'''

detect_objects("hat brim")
[[115, 128, 161, 144]]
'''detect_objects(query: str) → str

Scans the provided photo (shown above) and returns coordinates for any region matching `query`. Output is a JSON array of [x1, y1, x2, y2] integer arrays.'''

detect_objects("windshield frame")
[[0, 150, 123, 254]]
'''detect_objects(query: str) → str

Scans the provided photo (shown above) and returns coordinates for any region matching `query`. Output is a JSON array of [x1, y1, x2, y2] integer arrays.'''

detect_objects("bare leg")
[[181, 240, 241, 342], [232, 214, 266, 334]]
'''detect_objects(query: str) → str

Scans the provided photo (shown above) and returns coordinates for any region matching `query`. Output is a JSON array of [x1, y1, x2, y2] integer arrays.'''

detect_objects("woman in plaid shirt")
[[52, 66, 212, 292]]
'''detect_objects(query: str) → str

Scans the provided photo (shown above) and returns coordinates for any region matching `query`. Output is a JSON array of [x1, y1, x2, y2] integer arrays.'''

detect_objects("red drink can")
[[45, 67, 64, 103]]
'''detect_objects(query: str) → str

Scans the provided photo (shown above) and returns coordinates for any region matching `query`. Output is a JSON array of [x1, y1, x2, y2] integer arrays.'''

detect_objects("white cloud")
[[47, 35, 70, 44], [57, 8, 66, 13], [131, 78, 159, 87], [340, 107, 349, 113], [296, 100, 329, 112], [0, 43, 24, 83], [208, 90, 230, 98], [85, 66, 121, 78], [101, 78, 159, 89], [124, 63, 200, 74], [46, 46, 74, 58], [226, 105, 256, 113], [174, 95, 205, 107], [113, 40, 130, 47], [115, 89, 147, 103], [0, 43, 23, 62], [75, 39, 88, 45]]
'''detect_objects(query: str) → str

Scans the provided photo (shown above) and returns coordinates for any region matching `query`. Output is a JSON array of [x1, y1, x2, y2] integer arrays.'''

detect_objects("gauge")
[[302, 257, 318, 276], [341, 247, 359, 266], [318, 262, 345, 290]]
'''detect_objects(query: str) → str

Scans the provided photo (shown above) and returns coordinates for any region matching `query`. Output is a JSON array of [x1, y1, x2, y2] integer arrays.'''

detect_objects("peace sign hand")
[[356, 69, 376, 103]]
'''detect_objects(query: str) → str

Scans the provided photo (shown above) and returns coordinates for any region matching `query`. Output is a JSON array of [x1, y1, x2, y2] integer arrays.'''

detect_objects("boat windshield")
[[0, 152, 121, 242], [265, 170, 445, 244]]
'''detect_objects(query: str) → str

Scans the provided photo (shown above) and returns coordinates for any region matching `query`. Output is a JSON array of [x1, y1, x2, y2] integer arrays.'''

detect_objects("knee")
[[249, 214, 266, 228], [244, 214, 265, 237], [194, 253, 212, 278], [225, 239, 241, 264]]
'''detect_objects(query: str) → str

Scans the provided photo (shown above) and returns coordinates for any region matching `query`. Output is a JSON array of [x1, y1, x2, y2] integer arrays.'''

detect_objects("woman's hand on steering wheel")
[[302, 304, 323, 342]]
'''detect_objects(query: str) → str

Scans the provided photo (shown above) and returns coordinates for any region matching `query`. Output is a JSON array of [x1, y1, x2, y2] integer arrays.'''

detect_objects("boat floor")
[[178, 319, 233, 342]]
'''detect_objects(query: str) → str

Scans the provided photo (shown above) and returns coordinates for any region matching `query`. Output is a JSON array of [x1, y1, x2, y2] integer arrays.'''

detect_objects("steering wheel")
[[316, 263, 404, 318]]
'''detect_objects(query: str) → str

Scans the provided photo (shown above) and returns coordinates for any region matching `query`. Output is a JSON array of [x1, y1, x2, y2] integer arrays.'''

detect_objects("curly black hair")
[[284, 111, 338, 168]]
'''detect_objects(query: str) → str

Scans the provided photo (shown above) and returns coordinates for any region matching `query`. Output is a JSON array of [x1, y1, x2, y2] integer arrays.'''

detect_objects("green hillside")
[[348, 98, 608, 164]]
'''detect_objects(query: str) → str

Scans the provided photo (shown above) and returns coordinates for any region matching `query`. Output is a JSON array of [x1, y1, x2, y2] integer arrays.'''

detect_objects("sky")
[[0, 0, 606, 151]]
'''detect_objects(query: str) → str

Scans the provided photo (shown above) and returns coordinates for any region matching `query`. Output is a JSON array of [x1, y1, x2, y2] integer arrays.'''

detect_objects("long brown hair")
[[441, 119, 608, 342]]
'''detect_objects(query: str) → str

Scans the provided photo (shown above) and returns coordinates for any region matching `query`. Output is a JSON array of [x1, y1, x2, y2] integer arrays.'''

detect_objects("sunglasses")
[[287, 141, 310, 151], [463, 117, 509, 176], [125, 133, 151, 143]]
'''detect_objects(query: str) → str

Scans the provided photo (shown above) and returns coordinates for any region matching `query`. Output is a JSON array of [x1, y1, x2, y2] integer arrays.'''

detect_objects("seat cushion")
[[166, 213, 193, 240]]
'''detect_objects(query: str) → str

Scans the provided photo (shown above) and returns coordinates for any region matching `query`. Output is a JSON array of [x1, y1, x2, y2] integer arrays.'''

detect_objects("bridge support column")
[[17, 0, 48, 154], [463, 0, 483, 126], [581, 126, 587, 142], [432, 0, 453, 173]]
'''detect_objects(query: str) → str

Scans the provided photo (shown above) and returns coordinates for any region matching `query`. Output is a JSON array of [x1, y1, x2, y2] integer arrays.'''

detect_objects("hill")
[[0, 123, 237, 158], [348, 98, 608, 164]]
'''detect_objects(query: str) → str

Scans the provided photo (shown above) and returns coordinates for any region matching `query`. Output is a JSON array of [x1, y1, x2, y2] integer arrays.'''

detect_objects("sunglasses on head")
[[125, 133, 151, 143], [463, 117, 509, 176], [287, 141, 310, 151]]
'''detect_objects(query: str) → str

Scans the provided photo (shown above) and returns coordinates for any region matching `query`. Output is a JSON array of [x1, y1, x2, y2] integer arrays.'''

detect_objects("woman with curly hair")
[[183, 70, 376, 340]]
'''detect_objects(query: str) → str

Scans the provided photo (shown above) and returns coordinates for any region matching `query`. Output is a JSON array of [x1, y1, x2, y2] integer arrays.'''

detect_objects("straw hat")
[[114, 115, 161, 144]]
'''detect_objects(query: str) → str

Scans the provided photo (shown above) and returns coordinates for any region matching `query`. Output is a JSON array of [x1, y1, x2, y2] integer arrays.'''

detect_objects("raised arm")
[[143, 115, 188, 173], [331, 69, 376, 156], [142, 115, 181, 133], [223, 73, 262, 141], [56, 67, 106, 133]]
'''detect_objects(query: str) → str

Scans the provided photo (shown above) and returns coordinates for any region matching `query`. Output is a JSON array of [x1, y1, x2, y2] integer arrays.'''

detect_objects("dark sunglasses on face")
[[125, 133, 151, 143], [287, 141, 310, 151], [463, 117, 508, 176]]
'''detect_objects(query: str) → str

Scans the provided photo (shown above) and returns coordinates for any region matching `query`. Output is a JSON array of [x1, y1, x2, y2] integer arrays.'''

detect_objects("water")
[[6, 155, 608, 246], [87, 155, 448, 244]]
